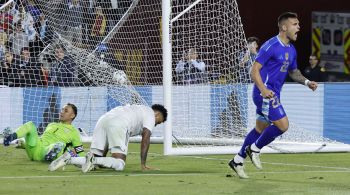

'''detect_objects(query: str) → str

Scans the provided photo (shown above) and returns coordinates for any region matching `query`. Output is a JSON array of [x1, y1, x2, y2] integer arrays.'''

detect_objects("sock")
[[255, 125, 283, 149], [237, 128, 261, 158], [234, 154, 244, 164], [69, 157, 86, 166], [94, 157, 125, 171]]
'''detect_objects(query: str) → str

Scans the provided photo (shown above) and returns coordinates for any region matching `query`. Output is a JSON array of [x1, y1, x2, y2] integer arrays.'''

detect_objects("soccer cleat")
[[228, 159, 249, 179], [82, 152, 95, 173], [48, 152, 71, 171], [45, 142, 65, 161], [2, 127, 15, 146], [246, 145, 262, 169]]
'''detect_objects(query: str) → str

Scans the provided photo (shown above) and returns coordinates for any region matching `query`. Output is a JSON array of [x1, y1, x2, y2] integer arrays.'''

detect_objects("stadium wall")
[[0, 83, 349, 143]]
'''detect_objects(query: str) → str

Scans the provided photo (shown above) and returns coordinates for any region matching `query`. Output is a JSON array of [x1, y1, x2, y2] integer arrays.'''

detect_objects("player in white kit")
[[49, 104, 167, 172]]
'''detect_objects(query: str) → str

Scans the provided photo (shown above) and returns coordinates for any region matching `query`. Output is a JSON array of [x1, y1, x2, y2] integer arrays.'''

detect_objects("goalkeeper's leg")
[[3, 121, 43, 160], [3, 121, 37, 146]]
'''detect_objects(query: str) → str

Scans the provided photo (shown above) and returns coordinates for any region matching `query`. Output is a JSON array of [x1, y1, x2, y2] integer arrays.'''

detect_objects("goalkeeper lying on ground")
[[2, 103, 85, 161]]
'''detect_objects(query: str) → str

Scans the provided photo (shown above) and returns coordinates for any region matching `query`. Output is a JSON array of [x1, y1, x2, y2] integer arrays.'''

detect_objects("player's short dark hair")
[[67, 103, 78, 120], [278, 12, 298, 26], [152, 104, 168, 122], [247, 37, 259, 44]]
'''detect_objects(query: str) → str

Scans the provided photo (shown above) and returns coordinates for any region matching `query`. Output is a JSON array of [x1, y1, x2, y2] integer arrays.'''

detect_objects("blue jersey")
[[253, 35, 298, 96]]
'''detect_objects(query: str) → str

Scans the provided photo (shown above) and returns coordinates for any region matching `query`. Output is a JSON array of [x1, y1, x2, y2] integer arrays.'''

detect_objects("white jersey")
[[104, 105, 155, 136]]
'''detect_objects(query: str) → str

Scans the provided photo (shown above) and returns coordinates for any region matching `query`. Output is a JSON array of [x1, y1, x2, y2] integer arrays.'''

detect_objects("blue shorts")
[[253, 93, 286, 123]]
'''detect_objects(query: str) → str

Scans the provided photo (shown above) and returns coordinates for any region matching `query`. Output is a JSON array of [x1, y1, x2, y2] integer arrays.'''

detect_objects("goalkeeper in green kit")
[[2, 103, 85, 161]]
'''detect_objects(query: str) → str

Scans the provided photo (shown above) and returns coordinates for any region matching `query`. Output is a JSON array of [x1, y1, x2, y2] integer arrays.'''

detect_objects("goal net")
[[0, 0, 349, 154]]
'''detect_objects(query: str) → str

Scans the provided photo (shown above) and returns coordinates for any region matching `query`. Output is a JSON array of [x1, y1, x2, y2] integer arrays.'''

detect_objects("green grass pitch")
[[1, 143, 350, 195]]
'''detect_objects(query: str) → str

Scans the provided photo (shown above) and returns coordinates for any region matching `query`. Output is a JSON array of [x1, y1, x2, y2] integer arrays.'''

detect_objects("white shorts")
[[90, 115, 130, 155]]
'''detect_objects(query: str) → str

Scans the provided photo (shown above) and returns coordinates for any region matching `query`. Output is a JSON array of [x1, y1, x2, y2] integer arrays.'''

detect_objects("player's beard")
[[288, 32, 298, 42]]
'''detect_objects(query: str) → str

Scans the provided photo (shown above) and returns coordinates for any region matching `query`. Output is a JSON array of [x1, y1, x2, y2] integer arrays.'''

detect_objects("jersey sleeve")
[[255, 44, 274, 66], [142, 109, 155, 132], [71, 128, 85, 157]]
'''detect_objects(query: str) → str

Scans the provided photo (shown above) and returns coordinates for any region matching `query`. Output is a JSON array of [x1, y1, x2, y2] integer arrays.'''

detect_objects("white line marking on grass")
[[164, 155, 350, 171], [0, 173, 208, 179], [260, 161, 350, 171], [250, 170, 350, 175], [0, 170, 349, 180]]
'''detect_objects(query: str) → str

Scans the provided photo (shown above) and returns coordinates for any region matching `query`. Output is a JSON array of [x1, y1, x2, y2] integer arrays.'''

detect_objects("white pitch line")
[[1, 170, 350, 180], [250, 170, 350, 175], [169, 155, 350, 171], [0, 173, 208, 179]]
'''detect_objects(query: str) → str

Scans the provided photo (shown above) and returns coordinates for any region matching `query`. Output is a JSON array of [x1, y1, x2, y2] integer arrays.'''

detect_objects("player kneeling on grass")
[[2, 103, 85, 161], [49, 104, 167, 172]]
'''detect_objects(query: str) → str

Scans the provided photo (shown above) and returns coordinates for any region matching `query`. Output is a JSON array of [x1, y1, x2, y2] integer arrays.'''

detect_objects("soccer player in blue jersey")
[[228, 12, 318, 179]]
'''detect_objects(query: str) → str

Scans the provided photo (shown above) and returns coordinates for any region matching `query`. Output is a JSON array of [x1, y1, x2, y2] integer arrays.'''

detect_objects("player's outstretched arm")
[[140, 128, 159, 171], [288, 69, 318, 91]]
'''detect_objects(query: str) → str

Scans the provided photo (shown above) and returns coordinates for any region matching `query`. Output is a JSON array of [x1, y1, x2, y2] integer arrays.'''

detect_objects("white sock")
[[234, 154, 244, 164], [251, 143, 261, 152], [94, 157, 125, 171], [69, 157, 86, 166]]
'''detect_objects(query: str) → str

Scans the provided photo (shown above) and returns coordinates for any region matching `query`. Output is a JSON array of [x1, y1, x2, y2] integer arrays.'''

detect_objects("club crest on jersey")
[[285, 52, 289, 60], [64, 128, 70, 133]]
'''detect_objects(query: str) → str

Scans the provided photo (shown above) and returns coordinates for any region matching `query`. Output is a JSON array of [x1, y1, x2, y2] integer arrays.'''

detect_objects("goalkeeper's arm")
[[71, 131, 86, 157]]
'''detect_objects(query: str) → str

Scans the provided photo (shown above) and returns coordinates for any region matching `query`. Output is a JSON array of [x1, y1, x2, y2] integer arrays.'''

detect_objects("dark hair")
[[54, 44, 65, 51], [310, 54, 318, 59], [67, 103, 78, 120], [152, 104, 167, 122], [247, 37, 259, 44], [309, 54, 320, 65], [278, 12, 298, 26], [20, 47, 30, 53]]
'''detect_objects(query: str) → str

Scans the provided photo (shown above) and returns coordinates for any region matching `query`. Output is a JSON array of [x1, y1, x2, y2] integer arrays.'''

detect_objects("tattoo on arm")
[[288, 69, 307, 85]]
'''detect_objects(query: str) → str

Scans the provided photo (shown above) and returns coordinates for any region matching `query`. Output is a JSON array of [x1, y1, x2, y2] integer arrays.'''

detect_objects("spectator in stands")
[[33, 15, 53, 57], [0, 51, 21, 87], [66, 0, 82, 46], [48, 45, 77, 87], [18, 47, 43, 86], [8, 21, 29, 55], [24, 0, 41, 22], [19, 4, 37, 42], [239, 37, 259, 83], [175, 48, 206, 84], [80, 0, 95, 46], [0, 31, 7, 63], [303, 54, 326, 82], [91, 5, 107, 46], [0, 6, 13, 33], [109, 0, 121, 28]]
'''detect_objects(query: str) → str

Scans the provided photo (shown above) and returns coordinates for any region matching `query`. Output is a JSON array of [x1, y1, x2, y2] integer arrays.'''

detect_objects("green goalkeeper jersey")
[[41, 122, 83, 150], [41, 123, 85, 156], [16, 121, 85, 161]]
